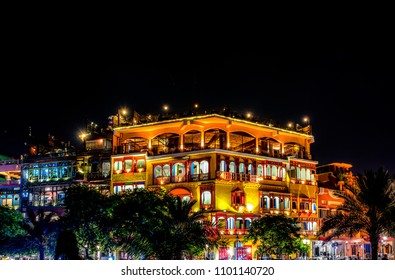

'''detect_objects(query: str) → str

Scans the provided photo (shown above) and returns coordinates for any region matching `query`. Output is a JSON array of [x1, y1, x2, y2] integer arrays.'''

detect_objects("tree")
[[55, 229, 81, 260], [157, 195, 220, 260], [112, 188, 220, 260], [21, 208, 59, 260], [0, 205, 24, 241], [62, 184, 114, 259], [243, 214, 307, 259], [318, 166, 395, 260]]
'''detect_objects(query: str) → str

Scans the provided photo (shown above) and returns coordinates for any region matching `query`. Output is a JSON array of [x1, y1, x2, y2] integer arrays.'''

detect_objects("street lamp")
[[117, 108, 128, 127], [235, 234, 239, 260]]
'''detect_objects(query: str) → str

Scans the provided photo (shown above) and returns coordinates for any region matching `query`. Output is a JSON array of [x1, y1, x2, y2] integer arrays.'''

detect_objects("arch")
[[183, 130, 202, 151], [283, 142, 305, 158], [151, 133, 180, 155], [204, 128, 227, 149], [258, 137, 282, 157], [229, 131, 256, 153], [169, 187, 192, 202], [121, 137, 149, 153]]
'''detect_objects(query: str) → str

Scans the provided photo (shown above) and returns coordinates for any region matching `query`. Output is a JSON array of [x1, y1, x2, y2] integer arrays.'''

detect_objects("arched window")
[[301, 168, 306, 180], [200, 160, 209, 173], [296, 167, 301, 179], [202, 191, 211, 205], [312, 203, 317, 213], [284, 197, 290, 209], [172, 163, 185, 182], [191, 161, 199, 175], [245, 218, 252, 229], [313, 222, 318, 231], [306, 169, 311, 181], [274, 196, 280, 209], [163, 164, 171, 177], [239, 163, 245, 174], [154, 165, 162, 178], [227, 217, 235, 229], [229, 162, 236, 173], [220, 160, 227, 172], [266, 165, 271, 177], [278, 167, 285, 178], [236, 218, 243, 229], [217, 217, 226, 229], [264, 195, 270, 209], [257, 164, 264, 176], [247, 163, 254, 175], [271, 166, 277, 177]]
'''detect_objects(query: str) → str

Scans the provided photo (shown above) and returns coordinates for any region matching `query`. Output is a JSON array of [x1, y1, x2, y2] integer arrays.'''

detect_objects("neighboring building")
[[110, 106, 318, 259], [314, 162, 364, 259], [0, 154, 21, 210], [314, 162, 394, 260], [19, 123, 112, 216]]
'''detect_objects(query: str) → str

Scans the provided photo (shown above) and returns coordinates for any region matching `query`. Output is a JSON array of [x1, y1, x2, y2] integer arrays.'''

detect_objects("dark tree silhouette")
[[55, 229, 81, 260], [22, 208, 59, 260]]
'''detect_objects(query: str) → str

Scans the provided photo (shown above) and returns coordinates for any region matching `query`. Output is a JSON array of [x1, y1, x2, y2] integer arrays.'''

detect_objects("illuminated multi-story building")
[[19, 125, 112, 216], [110, 106, 318, 259], [0, 155, 21, 210]]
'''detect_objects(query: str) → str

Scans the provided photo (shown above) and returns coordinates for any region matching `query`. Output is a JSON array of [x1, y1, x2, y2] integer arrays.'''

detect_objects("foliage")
[[111, 188, 220, 260], [21, 208, 60, 260], [318, 166, 395, 260], [62, 184, 115, 259], [0, 205, 24, 240], [243, 214, 306, 259], [55, 229, 81, 260]]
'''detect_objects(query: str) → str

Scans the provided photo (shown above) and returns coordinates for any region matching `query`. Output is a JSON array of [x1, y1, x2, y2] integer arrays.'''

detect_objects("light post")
[[235, 234, 239, 260], [117, 108, 128, 127]]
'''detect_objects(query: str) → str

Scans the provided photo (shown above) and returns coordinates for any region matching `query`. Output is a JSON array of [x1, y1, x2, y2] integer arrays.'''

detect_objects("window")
[[301, 168, 306, 180], [202, 191, 211, 205], [124, 159, 133, 172], [114, 161, 122, 173], [271, 166, 277, 177], [257, 164, 263, 176], [136, 159, 145, 170], [191, 161, 199, 175], [200, 160, 209, 173], [217, 217, 226, 229], [312, 203, 317, 213], [264, 196, 270, 209], [220, 160, 227, 172], [245, 218, 251, 229], [229, 162, 236, 173], [154, 165, 163, 178], [227, 217, 235, 229], [238, 163, 245, 174], [273, 196, 280, 209]]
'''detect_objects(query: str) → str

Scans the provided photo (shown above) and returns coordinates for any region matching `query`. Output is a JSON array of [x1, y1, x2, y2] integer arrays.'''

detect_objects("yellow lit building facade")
[[111, 109, 319, 259]]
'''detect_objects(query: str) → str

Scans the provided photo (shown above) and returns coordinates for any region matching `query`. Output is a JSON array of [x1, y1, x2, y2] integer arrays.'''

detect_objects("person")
[[382, 254, 388, 260]]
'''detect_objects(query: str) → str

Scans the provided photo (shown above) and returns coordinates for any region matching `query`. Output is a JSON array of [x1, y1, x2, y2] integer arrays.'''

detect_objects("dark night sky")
[[1, 43, 394, 176]]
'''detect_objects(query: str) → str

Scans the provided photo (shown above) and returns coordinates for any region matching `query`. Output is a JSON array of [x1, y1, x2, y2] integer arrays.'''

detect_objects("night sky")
[[1, 45, 394, 176]]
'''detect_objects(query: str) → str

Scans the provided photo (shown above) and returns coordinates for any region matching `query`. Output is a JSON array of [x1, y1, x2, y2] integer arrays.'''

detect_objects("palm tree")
[[318, 166, 395, 260], [157, 195, 220, 260], [22, 208, 59, 260], [112, 189, 220, 260]]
